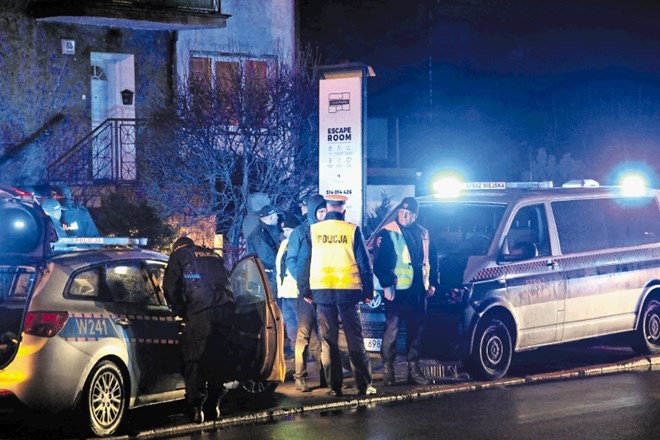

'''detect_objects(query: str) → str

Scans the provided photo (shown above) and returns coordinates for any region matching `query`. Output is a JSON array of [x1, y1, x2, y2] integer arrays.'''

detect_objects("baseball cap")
[[258, 204, 280, 217]]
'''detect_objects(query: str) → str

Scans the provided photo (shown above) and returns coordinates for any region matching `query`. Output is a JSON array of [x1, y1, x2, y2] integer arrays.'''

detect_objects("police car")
[[367, 179, 660, 380], [0, 197, 285, 436]]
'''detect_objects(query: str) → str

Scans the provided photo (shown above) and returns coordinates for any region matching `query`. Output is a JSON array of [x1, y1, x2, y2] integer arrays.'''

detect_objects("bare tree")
[[140, 48, 319, 249]]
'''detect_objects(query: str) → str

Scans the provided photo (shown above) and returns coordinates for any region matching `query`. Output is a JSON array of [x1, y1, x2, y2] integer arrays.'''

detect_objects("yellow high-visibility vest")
[[275, 238, 298, 298], [381, 221, 430, 290], [309, 220, 362, 290]]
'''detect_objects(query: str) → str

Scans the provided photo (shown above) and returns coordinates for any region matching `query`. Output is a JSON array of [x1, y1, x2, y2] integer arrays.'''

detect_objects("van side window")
[[552, 197, 660, 254], [507, 204, 550, 257]]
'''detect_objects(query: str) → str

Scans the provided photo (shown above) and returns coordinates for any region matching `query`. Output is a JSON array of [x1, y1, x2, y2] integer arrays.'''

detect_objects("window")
[[418, 203, 507, 257], [188, 55, 268, 126], [68, 268, 101, 298], [105, 262, 160, 305], [506, 204, 551, 257], [552, 197, 660, 254]]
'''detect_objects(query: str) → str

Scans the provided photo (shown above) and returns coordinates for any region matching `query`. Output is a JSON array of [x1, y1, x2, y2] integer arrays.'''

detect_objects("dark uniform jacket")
[[285, 195, 326, 282], [247, 222, 281, 285], [373, 220, 438, 305], [163, 244, 234, 319], [298, 211, 374, 305]]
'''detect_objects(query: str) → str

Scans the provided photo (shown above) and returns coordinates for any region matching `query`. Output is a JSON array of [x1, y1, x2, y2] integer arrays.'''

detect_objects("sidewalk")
[[109, 352, 660, 439]]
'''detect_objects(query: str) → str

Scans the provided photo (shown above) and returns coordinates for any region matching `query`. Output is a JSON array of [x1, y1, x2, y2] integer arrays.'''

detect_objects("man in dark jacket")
[[298, 195, 376, 397], [373, 197, 438, 386], [247, 204, 281, 297], [286, 194, 326, 391], [163, 237, 236, 423]]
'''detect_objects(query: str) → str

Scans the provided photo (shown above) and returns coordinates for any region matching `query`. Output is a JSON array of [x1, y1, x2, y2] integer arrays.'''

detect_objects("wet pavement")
[[106, 344, 660, 440]]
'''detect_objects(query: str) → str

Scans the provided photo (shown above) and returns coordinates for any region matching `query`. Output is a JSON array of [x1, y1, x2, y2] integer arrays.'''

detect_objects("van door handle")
[[546, 259, 558, 268], [115, 318, 131, 327]]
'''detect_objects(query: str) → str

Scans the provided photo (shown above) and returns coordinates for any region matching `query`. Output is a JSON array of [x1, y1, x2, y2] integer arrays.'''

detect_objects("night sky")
[[300, 0, 660, 188]]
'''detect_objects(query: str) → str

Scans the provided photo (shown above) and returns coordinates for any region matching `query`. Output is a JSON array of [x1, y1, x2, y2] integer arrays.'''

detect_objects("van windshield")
[[418, 202, 506, 257]]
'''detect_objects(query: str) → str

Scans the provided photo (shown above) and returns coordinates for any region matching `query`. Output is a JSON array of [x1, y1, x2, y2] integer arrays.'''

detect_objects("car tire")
[[238, 380, 278, 397], [81, 360, 126, 437], [633, 299, 660, 355], [467, 317, 512, 381]]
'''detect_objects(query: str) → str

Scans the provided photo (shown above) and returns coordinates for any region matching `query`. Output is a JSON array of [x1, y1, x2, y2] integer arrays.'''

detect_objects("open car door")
[[229, 255, 285, 391]]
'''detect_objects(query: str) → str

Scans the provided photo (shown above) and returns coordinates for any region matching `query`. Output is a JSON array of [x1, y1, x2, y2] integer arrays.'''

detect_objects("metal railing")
[[107, 0, 220, 12], [48, 118, 146, 187]]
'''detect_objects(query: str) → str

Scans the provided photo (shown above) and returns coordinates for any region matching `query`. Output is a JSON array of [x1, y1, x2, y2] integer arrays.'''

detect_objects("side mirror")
[[500, 241, 538, 262]]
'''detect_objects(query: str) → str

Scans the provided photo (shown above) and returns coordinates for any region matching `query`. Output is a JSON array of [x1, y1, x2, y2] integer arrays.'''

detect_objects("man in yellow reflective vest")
[[298, 194, 376, 397], [373, 197, 437, 386]]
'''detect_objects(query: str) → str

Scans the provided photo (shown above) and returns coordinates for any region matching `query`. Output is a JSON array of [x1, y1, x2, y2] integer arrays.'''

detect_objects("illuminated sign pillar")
[[319, 63, 375, 227]]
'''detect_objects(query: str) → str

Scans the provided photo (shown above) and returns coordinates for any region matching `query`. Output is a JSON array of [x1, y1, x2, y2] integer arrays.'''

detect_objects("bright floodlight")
[[433, 176, 463, 198], [619, 173, 648, 196], [13, 220, 26, 229]]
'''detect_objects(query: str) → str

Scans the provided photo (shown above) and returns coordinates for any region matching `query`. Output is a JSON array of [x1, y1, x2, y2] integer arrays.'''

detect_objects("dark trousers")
[[380, 299, 425, 365], [181, 307, 233, 406], [294, 298, 322, 379], [317, 302, 372, 392]]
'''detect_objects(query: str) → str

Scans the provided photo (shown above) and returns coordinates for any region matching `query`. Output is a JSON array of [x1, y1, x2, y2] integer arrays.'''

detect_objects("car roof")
[[49, 247, 168, 270], [417, 186, 660, 206]]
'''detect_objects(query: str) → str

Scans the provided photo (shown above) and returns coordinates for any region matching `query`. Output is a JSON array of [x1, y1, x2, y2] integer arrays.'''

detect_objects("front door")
[[504, 204, 565, 348], [90, 52, 136, 181]]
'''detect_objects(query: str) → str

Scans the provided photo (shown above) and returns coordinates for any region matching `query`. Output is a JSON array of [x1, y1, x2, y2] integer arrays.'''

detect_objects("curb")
[[108, 354, 660, 439]]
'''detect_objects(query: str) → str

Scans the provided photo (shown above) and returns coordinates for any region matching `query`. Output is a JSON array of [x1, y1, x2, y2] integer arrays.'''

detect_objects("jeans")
[[281, 298, 298, 355], [294, 298, 322, 379]]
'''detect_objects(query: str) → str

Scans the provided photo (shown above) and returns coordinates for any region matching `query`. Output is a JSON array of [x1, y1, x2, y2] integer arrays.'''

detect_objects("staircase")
[[47, 118, 146, 205]]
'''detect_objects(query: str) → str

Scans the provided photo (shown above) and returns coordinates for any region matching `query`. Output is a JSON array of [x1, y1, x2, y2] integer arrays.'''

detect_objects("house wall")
[[0, 4, 172, 185], [176, 0, 296, 80]]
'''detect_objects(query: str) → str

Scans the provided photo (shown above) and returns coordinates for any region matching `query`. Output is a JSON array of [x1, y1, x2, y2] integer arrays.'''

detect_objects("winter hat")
[[172, 236, 194, 252], [281, 213, 301, 230], [400, 197, 419, 215]]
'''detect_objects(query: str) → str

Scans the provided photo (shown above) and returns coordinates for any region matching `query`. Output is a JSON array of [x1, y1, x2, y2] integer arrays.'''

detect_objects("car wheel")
[[82, 360, 126, 437], [239, 380, 278, 397], [633, 299, 660, 355], [467, 318, 512, 381]]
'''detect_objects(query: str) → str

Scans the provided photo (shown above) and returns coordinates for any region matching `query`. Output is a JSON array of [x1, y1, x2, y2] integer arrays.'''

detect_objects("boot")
[[205, 387, 227, 420], [295, 377, 311, 392], [408, 362, 430, 385], [190, 406, 205, 424], [382, 363, 395, 386]]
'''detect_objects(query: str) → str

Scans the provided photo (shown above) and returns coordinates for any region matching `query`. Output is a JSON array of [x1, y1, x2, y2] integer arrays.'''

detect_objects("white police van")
[[368, 180, 660, 380], [0, 197, 284, 436]]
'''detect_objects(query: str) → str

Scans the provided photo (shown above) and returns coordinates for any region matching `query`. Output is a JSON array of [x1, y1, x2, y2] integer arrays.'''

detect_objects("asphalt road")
[[171, 370, 660, 440], [0, 343, 657, 439]]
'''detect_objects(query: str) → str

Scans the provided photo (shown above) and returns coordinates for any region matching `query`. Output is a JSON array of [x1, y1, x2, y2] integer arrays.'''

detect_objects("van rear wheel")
[[467, 318, 512, 381], [633, 299, 660, 355]]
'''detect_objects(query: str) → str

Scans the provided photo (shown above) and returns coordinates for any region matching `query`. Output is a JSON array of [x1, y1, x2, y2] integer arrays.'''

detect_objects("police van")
[[0, 197, 284, 436], [368, 179, 660, 380]]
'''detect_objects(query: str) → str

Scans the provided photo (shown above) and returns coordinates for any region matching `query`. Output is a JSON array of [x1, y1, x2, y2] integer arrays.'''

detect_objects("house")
[[0, 0, 295, 204]]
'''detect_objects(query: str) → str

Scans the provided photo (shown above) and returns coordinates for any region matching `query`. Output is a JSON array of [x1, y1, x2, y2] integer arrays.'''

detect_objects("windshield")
[[418, 202, 506, 257]]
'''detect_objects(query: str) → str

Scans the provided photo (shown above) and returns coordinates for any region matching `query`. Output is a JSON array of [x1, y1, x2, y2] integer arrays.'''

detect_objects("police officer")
[[275, 213, 302, 363], [286, 194, 327, 392], [373, 197, 437, 386], [41, 198, 67, 238], [298, 194, 376, 397], [246, 204, 281, 296], [56, 185, 100, 237], [163, 237, 236, 423]]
